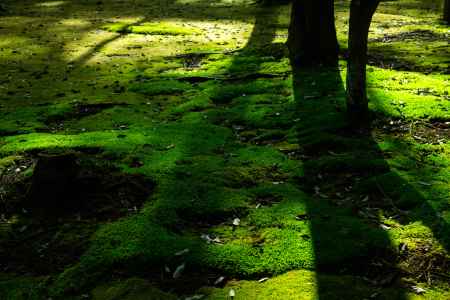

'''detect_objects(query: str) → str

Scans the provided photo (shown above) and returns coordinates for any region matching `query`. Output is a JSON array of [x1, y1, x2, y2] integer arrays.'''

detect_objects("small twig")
[[375, 180, 403, 214]]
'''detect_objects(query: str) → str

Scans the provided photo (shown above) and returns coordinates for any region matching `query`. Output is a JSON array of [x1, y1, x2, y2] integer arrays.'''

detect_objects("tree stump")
[[27, 152, 79, 217]]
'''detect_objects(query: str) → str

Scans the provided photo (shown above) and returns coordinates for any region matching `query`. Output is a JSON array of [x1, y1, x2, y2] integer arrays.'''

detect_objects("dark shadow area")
[[0, 150, 154, 273], [291, 59, 448, 299]]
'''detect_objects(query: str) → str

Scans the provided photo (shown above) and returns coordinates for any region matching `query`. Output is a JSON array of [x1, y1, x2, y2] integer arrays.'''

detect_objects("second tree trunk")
[[346, 0, 380, 124]]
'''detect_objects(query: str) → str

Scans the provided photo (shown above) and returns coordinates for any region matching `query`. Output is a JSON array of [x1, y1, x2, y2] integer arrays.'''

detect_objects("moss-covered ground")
[[0, 0, 449, 299]]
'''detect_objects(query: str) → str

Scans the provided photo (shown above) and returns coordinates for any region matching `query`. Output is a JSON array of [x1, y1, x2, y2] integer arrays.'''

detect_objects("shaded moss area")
[[0, 0, 449, 299]]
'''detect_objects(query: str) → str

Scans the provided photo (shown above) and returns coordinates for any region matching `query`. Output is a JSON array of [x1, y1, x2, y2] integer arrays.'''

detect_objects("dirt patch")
[[367, 52, 449, 73], [176, 53, 206, 69], [375, 118, 450, 144], [370, 30, 447, 43], [399, 242, 450, 284]]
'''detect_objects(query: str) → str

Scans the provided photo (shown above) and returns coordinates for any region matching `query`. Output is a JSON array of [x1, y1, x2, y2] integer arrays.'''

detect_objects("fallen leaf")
[[173, 263, 185, 279], [175, 248, 190, 256], [417, 181, 431, 186], [185, 295, 204, 300], [295, 214, 310, 221], [411, 286, 426, 294], [380, 224, 391, 230], [214, 276, 225, 285], [229, 289, 236, 298]]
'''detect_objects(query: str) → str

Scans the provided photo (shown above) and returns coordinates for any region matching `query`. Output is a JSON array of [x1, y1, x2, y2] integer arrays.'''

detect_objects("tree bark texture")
[[444, 0, 450, 24], [346, 0, 380, 125], [287, 0, 339, 67]]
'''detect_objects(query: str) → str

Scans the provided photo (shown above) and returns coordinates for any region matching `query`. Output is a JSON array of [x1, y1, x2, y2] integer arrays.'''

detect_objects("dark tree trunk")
[[287, 0, 339, 67], [346, 0, 380, 125], [445, 0, 450, 24]]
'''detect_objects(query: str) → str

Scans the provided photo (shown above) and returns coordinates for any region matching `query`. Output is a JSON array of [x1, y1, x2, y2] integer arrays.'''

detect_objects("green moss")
[[0, 276, 47, 300], [129, 80, 193, 96], [0, 155, 21, 170], [1, 0, 449, 299], [101, 22, 130, 33], [103, 22, 203, 35], [202, 269, 450, 300], [202, 227, 316, 275], [92, 278, 176, 300], [51, 215, 195, 296]]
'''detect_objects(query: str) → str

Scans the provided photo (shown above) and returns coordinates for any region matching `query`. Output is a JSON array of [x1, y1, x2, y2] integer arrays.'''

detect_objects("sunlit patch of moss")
[[368, 68, 449, 94], [101, 22, 131, 34], [370, 89, 449, 120], [358, 66, 450, 120], [201, 269, 450, 300], [376, 0, 443, 19], [204, 226, 316, 275], [387, 221, 439, 246]]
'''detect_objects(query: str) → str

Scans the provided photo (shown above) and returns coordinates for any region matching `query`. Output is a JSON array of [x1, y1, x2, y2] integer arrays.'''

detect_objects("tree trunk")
[[346, 0, 380, 125], [287, 0, 339, 67], [445, 0, 450, 24]]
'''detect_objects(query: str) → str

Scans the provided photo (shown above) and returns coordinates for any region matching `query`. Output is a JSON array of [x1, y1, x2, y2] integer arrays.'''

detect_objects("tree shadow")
[[291, 57, 448, 298]]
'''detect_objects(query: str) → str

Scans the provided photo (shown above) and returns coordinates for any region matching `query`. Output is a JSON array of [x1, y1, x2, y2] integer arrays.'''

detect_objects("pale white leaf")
[[229, 288, 236, 297], [173, 263, 185, 279]]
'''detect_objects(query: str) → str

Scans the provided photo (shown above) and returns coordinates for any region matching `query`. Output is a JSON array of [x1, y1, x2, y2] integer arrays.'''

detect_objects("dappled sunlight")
[[0, 35, 31, 49], [0, 0, 448, 299], [175, 0, 255, 7], [376, 0, 443, 18], [0, 35, 52, 67], [62, 30, 121, 63], [57, 18, 92, 29]]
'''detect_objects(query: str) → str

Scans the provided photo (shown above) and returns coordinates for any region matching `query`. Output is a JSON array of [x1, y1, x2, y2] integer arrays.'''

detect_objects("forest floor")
[[0, 0, 449, 299]]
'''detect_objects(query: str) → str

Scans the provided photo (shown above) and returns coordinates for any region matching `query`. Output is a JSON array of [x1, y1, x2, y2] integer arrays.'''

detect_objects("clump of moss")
[[0, 276, 47, 300], [129, 80, 193, 96], [50, 214, 195, 296], [92, 278, 177, 300]]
